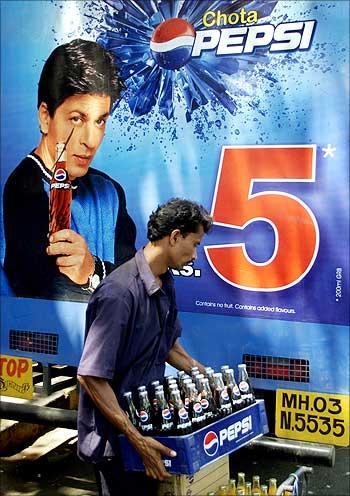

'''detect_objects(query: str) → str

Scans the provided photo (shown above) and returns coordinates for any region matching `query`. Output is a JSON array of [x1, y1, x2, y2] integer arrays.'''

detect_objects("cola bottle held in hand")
[[49, 142, 72, 236]]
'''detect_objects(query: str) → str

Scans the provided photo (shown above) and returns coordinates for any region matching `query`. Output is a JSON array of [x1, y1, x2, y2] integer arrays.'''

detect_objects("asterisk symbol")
[[322, 144, 336, 158]]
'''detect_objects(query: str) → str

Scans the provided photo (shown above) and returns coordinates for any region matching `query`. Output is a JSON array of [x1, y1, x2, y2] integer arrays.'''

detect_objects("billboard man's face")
[[38, 94, 111, 180]]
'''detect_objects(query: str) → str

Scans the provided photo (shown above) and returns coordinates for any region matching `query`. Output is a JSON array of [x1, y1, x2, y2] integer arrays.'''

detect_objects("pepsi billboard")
[[0, 1, 349, 394]]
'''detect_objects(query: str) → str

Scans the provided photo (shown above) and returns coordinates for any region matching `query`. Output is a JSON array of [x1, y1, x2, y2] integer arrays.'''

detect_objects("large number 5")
[[205, 145, 319, 291]]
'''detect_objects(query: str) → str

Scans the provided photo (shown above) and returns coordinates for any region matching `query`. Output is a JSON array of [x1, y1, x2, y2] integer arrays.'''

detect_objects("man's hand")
[[134, 436, 176, 481], [47, 229, 94, 284], [78, 376, 176, 482]]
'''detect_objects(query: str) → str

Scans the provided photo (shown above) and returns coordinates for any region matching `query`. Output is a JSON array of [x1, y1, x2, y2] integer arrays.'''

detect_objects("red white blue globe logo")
[[139, 410, 149, 423], [162, 408, 172, 421], [178, 407, 189, 420], [203, 431, 219, 457], [54, 168, 67, 182], [150, 18, 195, 70], [221, 389, 230, 401]]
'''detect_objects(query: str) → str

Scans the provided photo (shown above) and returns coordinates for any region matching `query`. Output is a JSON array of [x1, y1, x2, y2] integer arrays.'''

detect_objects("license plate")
[[0, 354, 33, 399], [275, 389, 349, 446]]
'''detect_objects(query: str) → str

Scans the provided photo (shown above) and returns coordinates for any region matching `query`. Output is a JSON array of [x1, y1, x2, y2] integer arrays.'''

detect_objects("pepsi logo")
[[193, 402, 202, 414], [150, 18, 195, 70], [239, 381, 249, 393], [232, 385, 241, 397], [221, 389, 230, 401], [54, 168, 67, 182], [162, 408, 172, 421], [200, 398, 209, 410], [139, 410, 149, 423], [203, 431, 219, 457], [178, 407, 189, 420]]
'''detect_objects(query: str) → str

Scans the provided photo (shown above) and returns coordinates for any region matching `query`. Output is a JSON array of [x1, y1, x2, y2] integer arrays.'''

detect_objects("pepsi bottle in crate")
[[204, 366, 216, 395], [177, 370, 186, 386], [213, 372, 233, 417], [181, 378, 193, 411], [168, 383, 179, 415], [151, 383, 163, 417], [137, 390, 153, 435], [223, 368, 244, 411], [194, 373, 205, 391], [154, 387, 174, 435], [197, 376, 218, 424], [187, 382, 206, 430], [238, 363, 255, 406], [165, 376, 177, 401], [170, 388, 192, 435], [123, 391, 139, 429]]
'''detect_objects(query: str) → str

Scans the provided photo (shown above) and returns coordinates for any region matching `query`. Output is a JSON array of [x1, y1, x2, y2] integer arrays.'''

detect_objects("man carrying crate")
[[77, 198, 212, 496]]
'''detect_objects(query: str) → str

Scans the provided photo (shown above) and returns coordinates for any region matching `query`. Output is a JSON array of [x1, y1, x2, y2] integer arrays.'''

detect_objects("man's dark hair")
[[38, 39, 123, 116], [147, 198, 212, 241]]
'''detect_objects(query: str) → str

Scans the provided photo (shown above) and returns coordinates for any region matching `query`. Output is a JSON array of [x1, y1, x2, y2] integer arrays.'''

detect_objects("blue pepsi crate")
[[119, 399, 268, 475]]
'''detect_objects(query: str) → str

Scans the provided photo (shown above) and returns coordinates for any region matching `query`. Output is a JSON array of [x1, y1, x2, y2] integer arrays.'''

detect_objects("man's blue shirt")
[[77, 248, 182, 462]]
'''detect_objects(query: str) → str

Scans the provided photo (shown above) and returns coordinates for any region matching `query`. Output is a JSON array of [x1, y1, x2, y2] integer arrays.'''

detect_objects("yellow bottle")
[[227, 479, 237, 496], [218, 485, 228, 496], [237, 472, 246, 495], [252, 475, 261, 495], [268, 478, 277, 496], [260, 484, 268, 495], [245, 482, 252, 495]]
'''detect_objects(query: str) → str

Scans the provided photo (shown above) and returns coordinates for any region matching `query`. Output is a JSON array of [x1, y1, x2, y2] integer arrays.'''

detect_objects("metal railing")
[[276, 466, 313, 496]]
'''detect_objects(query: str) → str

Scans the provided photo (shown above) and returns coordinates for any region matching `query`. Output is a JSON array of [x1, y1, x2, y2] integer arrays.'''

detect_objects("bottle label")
[[232, 385, 241, 397], [201, 398, 209, 410], [221, 388, 230, 401], [178, 407, 189, 420], [193, 402, 202, 414], [239, 381, 249, 393], [162, 408, 172, 421], [184, 397, 190, 408], [54, 168, 68, 182], [139, 410, 149, 423]]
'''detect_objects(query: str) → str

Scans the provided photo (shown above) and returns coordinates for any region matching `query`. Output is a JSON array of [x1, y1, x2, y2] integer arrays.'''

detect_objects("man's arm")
[[77, 375, 176, 481], [166, 339, 207, 375]]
